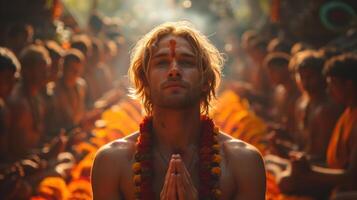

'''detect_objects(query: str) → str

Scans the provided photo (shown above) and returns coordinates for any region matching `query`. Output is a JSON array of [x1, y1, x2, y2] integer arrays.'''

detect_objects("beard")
[[149, 81, 202, 110]]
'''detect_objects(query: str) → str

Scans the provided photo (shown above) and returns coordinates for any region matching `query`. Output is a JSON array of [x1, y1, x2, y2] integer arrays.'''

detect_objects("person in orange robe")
[[278, 53, 357, 200]]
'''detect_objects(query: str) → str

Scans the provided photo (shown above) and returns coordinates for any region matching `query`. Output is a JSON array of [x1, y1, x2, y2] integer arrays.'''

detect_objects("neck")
[[152, 105, 201, 154]]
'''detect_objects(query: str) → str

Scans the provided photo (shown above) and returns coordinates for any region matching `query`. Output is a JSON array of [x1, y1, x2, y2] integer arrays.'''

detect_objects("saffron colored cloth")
[[327, 107, 357, 169]]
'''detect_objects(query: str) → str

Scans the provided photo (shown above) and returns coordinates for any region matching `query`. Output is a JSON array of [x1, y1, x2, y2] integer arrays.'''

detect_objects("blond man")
[[91, 21, 266, 200]]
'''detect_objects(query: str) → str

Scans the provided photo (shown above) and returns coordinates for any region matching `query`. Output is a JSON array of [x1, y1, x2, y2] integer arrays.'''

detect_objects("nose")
[[168, 60, 181, 78]]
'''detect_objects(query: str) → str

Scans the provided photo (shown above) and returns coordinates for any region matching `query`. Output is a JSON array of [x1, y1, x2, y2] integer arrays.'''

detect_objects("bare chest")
[[119, 155, 236, 200]]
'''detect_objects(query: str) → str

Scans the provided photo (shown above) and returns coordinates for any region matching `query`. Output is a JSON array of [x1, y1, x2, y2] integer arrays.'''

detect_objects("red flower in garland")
[[132, 115, 221, 200]]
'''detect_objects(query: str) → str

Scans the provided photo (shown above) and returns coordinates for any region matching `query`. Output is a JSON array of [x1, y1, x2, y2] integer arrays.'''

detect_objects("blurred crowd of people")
[[228, 28, 357, 199], [0, 7, 357, 200], [0, 13, 128, 200]]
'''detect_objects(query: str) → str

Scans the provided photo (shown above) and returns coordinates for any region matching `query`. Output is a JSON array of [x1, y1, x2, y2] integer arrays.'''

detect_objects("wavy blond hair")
[[128, 21, 224, 115]]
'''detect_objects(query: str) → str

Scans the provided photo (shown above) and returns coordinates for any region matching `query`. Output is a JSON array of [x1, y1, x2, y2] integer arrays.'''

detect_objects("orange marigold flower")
[[212, 144, 220, 151], [67, 179, 92, 199], [133, 175, 141, 185], [212, 154, 222, 163], [211, 167, 221, 176], [132, 162, 141, 173]]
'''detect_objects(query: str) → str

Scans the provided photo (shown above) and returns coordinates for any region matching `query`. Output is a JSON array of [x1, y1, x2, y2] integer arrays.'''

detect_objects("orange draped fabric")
[[327, 107, 357, 169]]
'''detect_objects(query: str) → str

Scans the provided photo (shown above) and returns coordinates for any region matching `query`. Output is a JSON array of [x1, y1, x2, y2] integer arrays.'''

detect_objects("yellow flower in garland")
[[132, 162, 141, 173]]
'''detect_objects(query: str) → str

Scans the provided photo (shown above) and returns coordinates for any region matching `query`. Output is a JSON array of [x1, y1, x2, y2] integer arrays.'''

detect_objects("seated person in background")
[[269, 50, 341, 164], [7, 45, 51, 161], [292, 50, 342, 164], [263, 52, 300, 137], [84, 38, 113, 103], [43, 40, 64, 139], [0, 48, 67, 200], [265, 51, 342, 200], [278, 53, 357, 199], [44, 40, 64, 86], [52, 49, 87, 133], [0, 47, 20, 162], [266, 37, 292, 54], [102, 40, 118, 81], [290, 42, 312, 55], [5, 23, 34, 57], [71, 35, 92, 62], [70, 35, 93, 108], [231, 31, 272, 119]]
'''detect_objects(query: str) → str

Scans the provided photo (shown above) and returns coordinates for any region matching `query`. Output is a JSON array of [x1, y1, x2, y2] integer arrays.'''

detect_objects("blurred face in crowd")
[[48, 57, 62, 83], [326, 76, 350, 104], [267, 65, 289, 85], [89, 46, 103, 67], [296, 68, 326, 95], [22, 59, 49, 89], [251, 49, 266, 65], [245, 45, 266, 66], [0, 68, 16, 98], [9, 29, 34, 55], [63, 60, 83, 87]]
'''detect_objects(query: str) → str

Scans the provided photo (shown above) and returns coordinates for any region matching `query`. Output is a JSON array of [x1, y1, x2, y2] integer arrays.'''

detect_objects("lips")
[[162, 82, 186, 89]]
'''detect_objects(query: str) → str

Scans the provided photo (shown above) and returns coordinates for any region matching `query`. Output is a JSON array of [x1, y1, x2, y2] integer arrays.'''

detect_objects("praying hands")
[[160, 154, 198, 200]]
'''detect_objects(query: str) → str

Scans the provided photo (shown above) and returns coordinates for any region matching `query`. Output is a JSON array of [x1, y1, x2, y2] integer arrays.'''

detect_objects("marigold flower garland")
[[132, 115, 221, 200]]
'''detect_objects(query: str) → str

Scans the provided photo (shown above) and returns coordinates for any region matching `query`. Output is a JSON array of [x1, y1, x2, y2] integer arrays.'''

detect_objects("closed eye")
[[155, 59, 170, 67], [178, 59, 196, 67]]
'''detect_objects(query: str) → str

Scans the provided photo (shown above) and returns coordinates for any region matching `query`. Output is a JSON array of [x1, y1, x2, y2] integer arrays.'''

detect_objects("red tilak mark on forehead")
[[169, 39, 176, 58]]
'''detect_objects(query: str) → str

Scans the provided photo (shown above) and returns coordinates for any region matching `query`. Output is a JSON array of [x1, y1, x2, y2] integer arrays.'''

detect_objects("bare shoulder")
[[314, 102, 341, 125], [94, 131, 139, 163], [218, 132, 264, 164], [91, 132, 139, 199], [218, 132, 266, 199], [92, 131, 139, 175]]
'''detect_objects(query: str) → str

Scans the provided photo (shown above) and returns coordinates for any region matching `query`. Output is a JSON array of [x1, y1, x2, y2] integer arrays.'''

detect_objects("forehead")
[[66, 60, 83, 68], [152, 35, 195, 56], [35, 59, 50, 68], [298, 67, 320, 75]]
